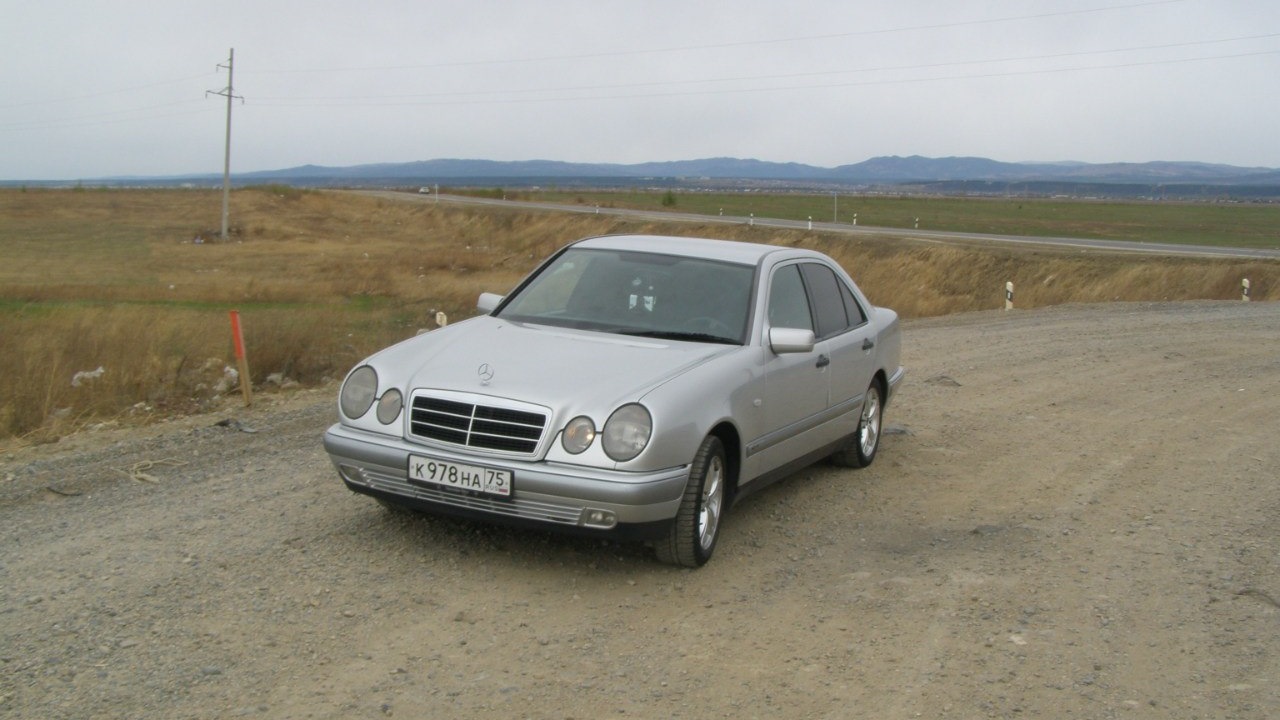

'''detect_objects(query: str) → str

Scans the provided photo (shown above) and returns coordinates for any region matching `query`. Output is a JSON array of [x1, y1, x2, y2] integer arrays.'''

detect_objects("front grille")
[[409, 394, 547, 455]]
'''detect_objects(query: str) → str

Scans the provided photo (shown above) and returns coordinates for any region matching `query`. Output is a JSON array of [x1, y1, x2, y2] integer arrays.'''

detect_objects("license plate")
[[408, 455, 512, 498]]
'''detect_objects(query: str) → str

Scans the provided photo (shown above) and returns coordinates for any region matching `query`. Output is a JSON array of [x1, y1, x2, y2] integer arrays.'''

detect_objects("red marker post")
[[229, 310, 253, 406]]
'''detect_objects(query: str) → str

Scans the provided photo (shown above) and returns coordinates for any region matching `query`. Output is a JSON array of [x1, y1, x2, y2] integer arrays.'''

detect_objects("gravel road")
[[3, 301, 1278, 719]]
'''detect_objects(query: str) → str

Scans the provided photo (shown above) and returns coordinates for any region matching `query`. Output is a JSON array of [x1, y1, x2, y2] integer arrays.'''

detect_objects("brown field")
[[2, 187, 1276, 443]]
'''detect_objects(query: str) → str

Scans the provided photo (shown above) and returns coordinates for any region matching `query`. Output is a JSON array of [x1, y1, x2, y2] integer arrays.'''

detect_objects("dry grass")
[[2, 187, 1276, 443]]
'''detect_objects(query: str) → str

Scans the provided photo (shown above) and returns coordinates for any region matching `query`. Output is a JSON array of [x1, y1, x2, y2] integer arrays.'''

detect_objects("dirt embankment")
[[2, 301, 1278, 719]]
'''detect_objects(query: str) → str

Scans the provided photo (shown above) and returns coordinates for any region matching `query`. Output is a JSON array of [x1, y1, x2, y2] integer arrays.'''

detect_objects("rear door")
[[798, 262, 878, 424]]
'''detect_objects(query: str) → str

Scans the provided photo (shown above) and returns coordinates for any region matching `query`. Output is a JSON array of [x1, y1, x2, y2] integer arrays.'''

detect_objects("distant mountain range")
[[14, 155, 1279, 199], [235, 155, 1280, 187], [215, 156, 1280, 199]]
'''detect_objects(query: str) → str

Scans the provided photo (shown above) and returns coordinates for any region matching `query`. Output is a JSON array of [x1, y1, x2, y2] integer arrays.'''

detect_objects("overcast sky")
[[3, 0, 1278, 180]]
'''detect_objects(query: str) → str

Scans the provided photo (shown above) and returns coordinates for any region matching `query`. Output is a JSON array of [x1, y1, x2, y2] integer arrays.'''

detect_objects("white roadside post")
[[1005, 281, 1015, 311], [807, 216, 813, 230], [1242, 278, 1251, 302]]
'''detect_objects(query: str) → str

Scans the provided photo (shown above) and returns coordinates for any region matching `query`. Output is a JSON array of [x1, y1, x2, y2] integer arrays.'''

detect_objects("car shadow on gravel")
[[339, 501, 660, 569]]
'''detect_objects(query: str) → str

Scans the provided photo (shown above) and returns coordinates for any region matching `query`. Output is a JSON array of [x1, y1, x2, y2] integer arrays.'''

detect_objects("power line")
[[0, 1, 1261, 131], [249, 32, 1280, 105], [0, 103, 210, 132], [249, 43, 1280, 109], [6, 36, 1271, 128], [243, 0, 1191, 75], [0, 74, 216, 110]]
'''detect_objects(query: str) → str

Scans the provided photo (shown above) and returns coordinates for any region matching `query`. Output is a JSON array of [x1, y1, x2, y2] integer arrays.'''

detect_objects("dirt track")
[[2, 301, 1278, 719]]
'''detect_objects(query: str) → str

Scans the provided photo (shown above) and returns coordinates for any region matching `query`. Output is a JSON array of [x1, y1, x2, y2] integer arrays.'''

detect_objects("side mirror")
[[768, 327, 815, 354], [477, 292, 504, 313]]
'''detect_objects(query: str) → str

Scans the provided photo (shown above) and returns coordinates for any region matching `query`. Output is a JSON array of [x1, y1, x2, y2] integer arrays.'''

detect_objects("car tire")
[[831, 379, 883, 469], [654, 435, 727, 568]]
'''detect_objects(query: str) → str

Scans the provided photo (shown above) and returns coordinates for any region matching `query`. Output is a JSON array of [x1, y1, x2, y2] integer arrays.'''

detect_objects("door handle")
[[816, 354, 830, 369], [861, 338, 875, 351]]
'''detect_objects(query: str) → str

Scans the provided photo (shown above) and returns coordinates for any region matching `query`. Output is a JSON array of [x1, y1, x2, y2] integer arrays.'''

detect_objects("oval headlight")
[[602, 404, 652, 462], [376, 388, 403, 425], [561, 416, 596, 454], [339, 366, 378, 419]]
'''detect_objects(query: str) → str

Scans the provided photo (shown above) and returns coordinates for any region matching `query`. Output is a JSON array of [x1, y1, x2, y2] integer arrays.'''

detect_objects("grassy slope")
[[1, 187, 1276, 442]]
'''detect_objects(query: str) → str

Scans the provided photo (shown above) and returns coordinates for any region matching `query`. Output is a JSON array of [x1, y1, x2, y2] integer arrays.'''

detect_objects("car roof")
[[571, 234, 815, 267]]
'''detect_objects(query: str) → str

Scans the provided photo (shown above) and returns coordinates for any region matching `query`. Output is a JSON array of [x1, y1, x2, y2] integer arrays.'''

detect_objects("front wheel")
[[831, 380, 883, 468], [654, 435, 727, 568]]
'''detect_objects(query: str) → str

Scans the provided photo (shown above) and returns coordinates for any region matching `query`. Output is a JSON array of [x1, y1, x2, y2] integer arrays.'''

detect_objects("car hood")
[[372, 316, 733, 410]]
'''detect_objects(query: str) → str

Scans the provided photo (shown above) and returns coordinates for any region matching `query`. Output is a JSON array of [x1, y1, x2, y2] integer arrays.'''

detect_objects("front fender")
[[631, 348, 763, 471]]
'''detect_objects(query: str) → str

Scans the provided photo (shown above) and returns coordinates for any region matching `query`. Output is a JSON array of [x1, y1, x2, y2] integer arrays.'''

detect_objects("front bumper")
[[322, 423, 689, 539]]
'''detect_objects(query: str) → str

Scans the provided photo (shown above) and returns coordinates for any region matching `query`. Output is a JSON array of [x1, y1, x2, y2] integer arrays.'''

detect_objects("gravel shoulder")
[[3, 301, 1278, 719]]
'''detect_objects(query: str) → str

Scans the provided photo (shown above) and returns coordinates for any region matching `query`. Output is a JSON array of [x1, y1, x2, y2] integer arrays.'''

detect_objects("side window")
[[839, 280, 868, 326], [767, 265, 813, 331], [799, 263, 850, 339]]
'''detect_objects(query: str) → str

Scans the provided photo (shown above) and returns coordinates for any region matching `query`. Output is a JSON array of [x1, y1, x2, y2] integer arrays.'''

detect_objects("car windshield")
[[496, 247, 756, 344]]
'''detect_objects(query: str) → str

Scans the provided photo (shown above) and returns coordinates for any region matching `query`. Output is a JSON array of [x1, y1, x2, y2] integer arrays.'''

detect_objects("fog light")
[[582, 509, 617, 529]]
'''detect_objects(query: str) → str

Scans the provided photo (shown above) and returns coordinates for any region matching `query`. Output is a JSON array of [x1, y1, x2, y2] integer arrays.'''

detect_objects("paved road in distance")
[[362, 190, 1280, 261]]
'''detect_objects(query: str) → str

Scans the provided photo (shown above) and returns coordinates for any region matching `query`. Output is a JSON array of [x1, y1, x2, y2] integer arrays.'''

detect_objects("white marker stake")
[[1005, 281, 1014, 311]]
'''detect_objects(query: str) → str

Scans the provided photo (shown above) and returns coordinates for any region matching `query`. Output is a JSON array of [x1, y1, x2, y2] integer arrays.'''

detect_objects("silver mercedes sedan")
[[323, 234, 904, 566]]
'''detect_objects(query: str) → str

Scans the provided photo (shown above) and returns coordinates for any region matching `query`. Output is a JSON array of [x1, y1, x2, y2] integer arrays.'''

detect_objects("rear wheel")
[[831, 380, 883, 468], [655, 435, 726, 568]]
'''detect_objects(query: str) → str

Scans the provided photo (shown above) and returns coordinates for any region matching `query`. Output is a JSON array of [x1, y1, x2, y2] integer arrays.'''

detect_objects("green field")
[[494, 189, 1280, 249]]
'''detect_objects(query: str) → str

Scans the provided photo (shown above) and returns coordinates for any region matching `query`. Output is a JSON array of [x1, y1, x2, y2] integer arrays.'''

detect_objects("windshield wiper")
[[615, 329, 739, 345]]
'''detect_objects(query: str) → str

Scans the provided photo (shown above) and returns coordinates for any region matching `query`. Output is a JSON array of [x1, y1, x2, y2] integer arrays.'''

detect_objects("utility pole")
[[207, 49, 242, 241]]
